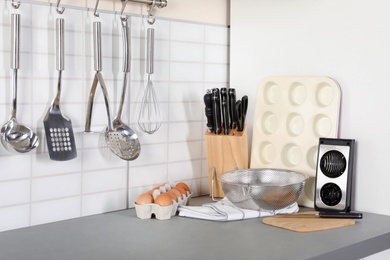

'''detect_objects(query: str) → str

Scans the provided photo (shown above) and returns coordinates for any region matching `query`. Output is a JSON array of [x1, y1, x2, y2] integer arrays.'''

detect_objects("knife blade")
[[212, 88, 222, 135], [275, 211, 363, 219], [220, 88, 230, 135], [228, 88, 237, 129]]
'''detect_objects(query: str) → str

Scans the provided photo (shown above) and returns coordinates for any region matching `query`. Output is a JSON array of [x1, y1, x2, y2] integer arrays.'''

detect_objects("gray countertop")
[[0, 196, 390, 260]]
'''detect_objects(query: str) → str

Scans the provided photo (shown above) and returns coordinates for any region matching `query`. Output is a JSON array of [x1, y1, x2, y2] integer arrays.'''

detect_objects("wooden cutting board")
[[263, 212, 356, 232]]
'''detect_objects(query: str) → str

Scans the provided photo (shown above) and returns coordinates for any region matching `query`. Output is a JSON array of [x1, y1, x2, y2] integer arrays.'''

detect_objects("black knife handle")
[[204, 91, 214, 132], [241, 95, 248, 130], [236, 100, 243, 132], [319, 212, 363, 219], [221, 88, 230, 135], [229, 88, 237, 129], [212, 88, 222, 135]]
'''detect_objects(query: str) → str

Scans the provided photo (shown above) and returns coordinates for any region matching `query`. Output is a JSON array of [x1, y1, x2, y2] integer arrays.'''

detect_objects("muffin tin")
[[134, 184, 192, 220], [250, 76, 341, 207]]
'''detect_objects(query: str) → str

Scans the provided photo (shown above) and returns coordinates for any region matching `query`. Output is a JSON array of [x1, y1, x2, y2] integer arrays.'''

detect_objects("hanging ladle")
[[1, 13, 39, 153], [111, 17, 140, 160]]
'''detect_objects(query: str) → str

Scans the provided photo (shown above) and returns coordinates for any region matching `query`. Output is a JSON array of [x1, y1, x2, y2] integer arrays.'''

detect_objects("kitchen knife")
[[276, 211, 363, 219], [212, 88, 222, 135], [240, 95, 248, 131], [203, 90, 214, 132], [235, 100, 242, 132], [228, 88, 237, 129], [220, 88, 230, 135]]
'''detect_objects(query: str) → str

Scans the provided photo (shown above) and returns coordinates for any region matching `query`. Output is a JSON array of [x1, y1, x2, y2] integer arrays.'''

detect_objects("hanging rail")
[[123, 0, 167, 9]]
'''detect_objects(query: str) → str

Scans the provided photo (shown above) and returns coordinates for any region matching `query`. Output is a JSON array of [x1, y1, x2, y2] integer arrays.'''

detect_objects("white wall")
[[0, 0, 229, 231], [230, 0, 390, 215]]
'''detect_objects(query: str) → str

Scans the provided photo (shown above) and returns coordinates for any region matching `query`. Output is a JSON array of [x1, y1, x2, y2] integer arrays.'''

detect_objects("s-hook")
[[11, 0, 20, 9], [147, 0, 156, 25], [56, 0, 65, 14], [94, 0, 100, 17], [120, 0, 129, 21]]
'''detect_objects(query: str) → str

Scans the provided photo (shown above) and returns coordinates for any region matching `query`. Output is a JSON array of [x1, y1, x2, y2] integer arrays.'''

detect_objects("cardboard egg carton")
[[134, 184, 192, 220]]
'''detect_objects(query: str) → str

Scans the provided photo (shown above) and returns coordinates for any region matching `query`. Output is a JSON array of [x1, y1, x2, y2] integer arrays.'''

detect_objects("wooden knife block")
[[204, 126, 249, 198]]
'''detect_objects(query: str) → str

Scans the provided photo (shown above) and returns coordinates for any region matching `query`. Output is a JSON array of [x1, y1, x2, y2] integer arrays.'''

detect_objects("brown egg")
[[168, 188, 183, 199], [147, 188, 157, 195], [176, 182, 190, 192], [135, 193, 154, 205], [165, 191, 178, 202], [154, 194, 173, 206], [175, 186, 187, 196]]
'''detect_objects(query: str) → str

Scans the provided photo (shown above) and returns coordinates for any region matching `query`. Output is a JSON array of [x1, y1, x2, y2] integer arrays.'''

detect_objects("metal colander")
[[219, 168, 308, 211]]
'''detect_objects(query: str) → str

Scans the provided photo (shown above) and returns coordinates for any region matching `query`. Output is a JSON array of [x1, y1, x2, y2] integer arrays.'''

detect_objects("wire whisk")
[[138, 28, 161, 134]]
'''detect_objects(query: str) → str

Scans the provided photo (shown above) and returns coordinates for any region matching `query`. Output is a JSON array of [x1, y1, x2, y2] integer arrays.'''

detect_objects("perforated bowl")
[[219, 168, 308, 211]]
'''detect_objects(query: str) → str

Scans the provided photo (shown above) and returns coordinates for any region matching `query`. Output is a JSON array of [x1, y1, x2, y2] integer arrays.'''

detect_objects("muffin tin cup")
[[250, 76, 341, 207]]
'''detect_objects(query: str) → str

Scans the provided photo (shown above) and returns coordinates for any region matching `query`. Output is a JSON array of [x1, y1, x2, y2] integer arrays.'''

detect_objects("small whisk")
[[138, 28, 161, 134]]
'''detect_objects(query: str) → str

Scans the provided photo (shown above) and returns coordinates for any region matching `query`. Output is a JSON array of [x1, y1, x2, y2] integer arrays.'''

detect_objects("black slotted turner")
[[43, 18, 77, 161]]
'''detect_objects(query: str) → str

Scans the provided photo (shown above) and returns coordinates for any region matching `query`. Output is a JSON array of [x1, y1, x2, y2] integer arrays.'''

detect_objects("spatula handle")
[[56, 18, 64, 71], [93, 22, 102, 72], [11, 14, 20, 70]]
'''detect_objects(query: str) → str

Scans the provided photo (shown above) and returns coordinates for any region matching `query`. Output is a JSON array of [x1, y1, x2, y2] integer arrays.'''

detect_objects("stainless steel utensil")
[[43, 18, 77, 161], [138, 27, 161, 134], [111, 18, 140, 161], [219, 168, 308, 211], [85, 21, 138, 160], [1, 13, 39, 153]]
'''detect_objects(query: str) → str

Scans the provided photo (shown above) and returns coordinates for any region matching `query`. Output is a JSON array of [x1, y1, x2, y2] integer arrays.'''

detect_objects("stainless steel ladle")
[[111, 17, 140, 160], [1, 14, 39, 153]]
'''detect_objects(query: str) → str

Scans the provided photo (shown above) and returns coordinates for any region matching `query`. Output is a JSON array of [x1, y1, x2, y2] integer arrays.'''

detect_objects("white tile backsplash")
[[0, 1, 229, 232]]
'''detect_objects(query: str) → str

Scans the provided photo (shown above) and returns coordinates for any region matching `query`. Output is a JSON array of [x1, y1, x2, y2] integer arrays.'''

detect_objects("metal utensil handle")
[[93, 22, 102, 72], [56, 18, 64, 71], [146, 28, 154, 75], [11, 14, 20, 70], [121, 19, 131, 73]]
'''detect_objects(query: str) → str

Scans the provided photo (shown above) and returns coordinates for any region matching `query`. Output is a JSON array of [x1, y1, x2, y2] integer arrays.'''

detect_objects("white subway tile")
[[0, 180, 30, 207], [204, 63, 229, 83], [82, 168, 127, 194], [205, 26, 229, 45], [129, 164, 168, 188], [32, 174, 81, 201], [168, 122, 203, 142], [169, 82, 204, 102], [82, 148, 127, 171], [170, 62, 203, 82], [168, 101, 203, 122], [129, 144, 168, 167], [205, 44, 229, 64], [168, 141, 202, 162], [154, 39, 170, 61], [170, 42, 204, 63], [0, 205, 30, 232], [31, 152, 82, 177], [31, 197, 81, 225], [171, 22, 204, 43], [81, 190, 126, 216], [0, 155, 31, 181], [167, 160, 202, 181]]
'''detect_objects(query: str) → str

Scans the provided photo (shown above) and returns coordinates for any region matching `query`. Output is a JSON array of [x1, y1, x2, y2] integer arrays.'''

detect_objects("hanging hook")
[[94, 0, 100, 17], [147, 0, 156, 25], [11, 0, 20, 9], [56, 0, 65, 14], [120, 0, 129, 21]]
